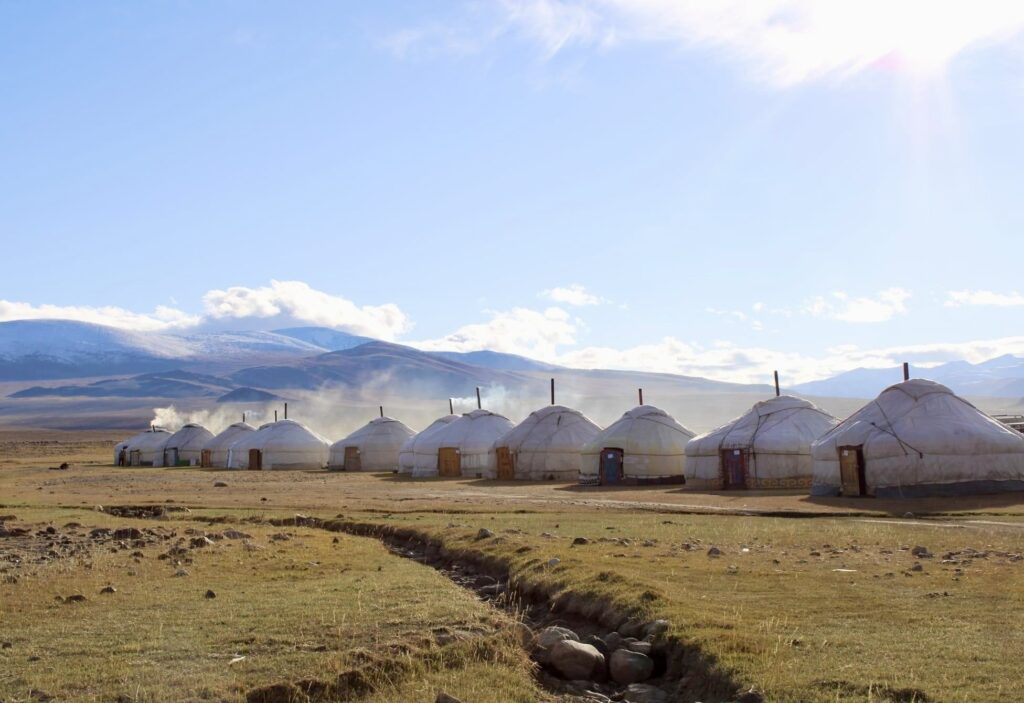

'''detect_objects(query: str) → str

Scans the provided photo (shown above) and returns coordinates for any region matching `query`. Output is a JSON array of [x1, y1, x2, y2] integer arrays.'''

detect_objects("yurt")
[[161, 423, 214, 467], [228, 420, 330, 470], [428, 409, 514, 479], [811, 379, 1024, 498], [329, 416, 415, 472], [115, 427, 172, 467], [580, 406, 694, 485], [402, 415, 459, 476], [686, 396, 839, 490], [494, 405, 602, 481], [201, 422, 256, 468]]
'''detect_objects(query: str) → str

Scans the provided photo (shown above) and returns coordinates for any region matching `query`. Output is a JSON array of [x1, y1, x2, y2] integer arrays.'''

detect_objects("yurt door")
[[249, 448, 263, 471], [200, 449, 212, 468], [721, 449, 748, 489], [600, 449, 624, 485], [165, 448, 178, 467], [438, 448, 461, 477], [838, 446, 866, 496], [129, 450, 141, 466], [496, 446, 514, 480], [344, 446, 361, 472]]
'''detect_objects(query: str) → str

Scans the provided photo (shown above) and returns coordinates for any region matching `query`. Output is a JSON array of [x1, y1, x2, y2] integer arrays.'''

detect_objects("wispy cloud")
[[946, 289, 1024, 307], [802, 288, 910, 323], [542, 284, 605, 306], [0, 300, 200, 332], [388, 1, 1024, 86], [412, 306, 576, 359]]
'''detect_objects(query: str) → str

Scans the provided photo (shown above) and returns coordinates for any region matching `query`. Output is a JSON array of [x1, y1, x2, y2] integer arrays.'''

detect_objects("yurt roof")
[[402, 414, 459, 454], [583, 405, 694, 455], [813, 378, 1024, 458], [252, 419, 331, 451], [687, 395, 838, 457], [164, 423, 214, 450], [331, 416, 415, 450], [124, 427, 173, 451], [497, 405, 601, 452], [433, 409, 514, 454], [204, 422, 256, 450]]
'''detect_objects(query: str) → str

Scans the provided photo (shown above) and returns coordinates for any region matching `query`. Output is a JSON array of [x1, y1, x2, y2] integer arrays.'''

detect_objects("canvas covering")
[[810, 379, 1024, 497], [402, 415, 458, 476], [116, 428, 172, 467], [227, 420, 329, 470], [329, 416, 415, 471], [429, 409, 514, 479], [203, 422, 256, 468], [162, 423, 214, 466], [495, 405, 601, 480], [686, 396, 838, 489], [580, 405, 694, 480]]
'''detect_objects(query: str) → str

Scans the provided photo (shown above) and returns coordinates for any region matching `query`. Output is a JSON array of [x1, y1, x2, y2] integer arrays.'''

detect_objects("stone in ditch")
[[549, 640, 606, 680], [618, 618, 644, 638], [583, 634, 610, 657], [642, 619, 670, 639], [435, 693, 463, 703], [602, 631, 624, 652], [534, 626, 579, 663], [609, 648, 654, 684], [621, 683, 669, 703], [626, 640, 652, 655], [735, 688, 765, 703]]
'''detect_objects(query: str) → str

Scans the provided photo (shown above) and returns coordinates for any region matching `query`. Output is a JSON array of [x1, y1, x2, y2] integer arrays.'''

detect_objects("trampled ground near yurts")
[[1, 430, 1023, 702]]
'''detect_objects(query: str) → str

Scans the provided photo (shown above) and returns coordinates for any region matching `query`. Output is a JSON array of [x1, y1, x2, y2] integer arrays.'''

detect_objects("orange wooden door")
[[838, 446, 865, 496], [438, 448, 461, 477], [345, 446, 362, 472], [495, 446, 514, 479]]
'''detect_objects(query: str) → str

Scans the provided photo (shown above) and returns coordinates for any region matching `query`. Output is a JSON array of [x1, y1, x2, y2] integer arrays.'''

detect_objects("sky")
[[2, 1, 1024, 385]]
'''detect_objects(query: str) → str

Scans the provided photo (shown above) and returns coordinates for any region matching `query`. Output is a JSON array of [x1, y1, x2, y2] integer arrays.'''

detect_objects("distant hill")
[[429, 349, 562, 372], [217, 387, 284, 403], [10, 370, 235, 399], [272, 326, 373, 351]]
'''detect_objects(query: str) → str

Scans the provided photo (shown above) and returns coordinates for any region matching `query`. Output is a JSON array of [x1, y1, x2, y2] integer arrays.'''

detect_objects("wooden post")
[[550, 378, 555, 405], [774, 370, 780, 397], [476, 387, 482, 409], [638, 388, 644, 405], [903, 362, 910, 381]]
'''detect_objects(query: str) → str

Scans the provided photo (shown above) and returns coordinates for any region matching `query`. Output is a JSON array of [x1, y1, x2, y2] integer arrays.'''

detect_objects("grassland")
[[2, 431, 1024, 702]]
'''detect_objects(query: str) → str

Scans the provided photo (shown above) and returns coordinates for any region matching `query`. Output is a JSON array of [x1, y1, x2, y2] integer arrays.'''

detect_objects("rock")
[[88, 528, 110, 539], [911, 546, 932, 558], [617, 618, 644, 638], [64, 594, 87, 603], [621, 683, 669, 703], [190, 536, 215, 548], [222, 529, 251, 540], [903, 512, 915, 518], [99, 586, 116, 595], [583, 634, 610, 657], [549, 640, 606, 680], [174, 568, 189, 577], [534, 626, 579, 663], [735, 688, 765, 703], [707, 546, 722, 557], [642, 619, 670, 639], [0, 641, 10, 649], [547, 558, 561, 568], [476, 528, 495, 540], [609, 648, 654, 684], [270, 533, 290, 542], [572, 537, 590, 546], [435, 693, 463, 703], [112, 528, 142, 540], [512, 622, 534, 648], [910, 563, 924, 572], [205, 590, 217, 599], [213, 481, 229, 488], [626, 640, 652, 655], [602, 632, 624, 652]]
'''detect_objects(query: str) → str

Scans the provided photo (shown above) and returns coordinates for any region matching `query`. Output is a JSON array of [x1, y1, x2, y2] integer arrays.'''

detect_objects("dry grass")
[[2, 431, 1024, 702]]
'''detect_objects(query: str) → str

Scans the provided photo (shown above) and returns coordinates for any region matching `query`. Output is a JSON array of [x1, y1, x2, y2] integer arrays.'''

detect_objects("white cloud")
[[396, 1, 1024, 86], [201, 280, 411, 340], [946, 289, 1024, 307], [803, 288, 910, 323], [412, 306, 577, 359], [0, 300, 200, 332], [543, 284, 605, 306]]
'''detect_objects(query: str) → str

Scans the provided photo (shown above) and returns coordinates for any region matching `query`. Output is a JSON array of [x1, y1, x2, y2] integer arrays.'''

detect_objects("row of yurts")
[[114, 370, 1024, 498]]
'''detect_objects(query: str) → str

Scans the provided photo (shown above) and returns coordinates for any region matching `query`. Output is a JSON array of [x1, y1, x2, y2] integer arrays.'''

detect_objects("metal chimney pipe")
[[638, 388, 644, 405], [476, 387, 482, 409], [903, 362, 910, 381], [449, 398, 454, 415], [379, 406, 384, 418], [274, 410, 278, 422], [242, 412, 245, 423], [550, 378, 555, 405], [284, 402, 288, 420], [774, 370, 780, 397]]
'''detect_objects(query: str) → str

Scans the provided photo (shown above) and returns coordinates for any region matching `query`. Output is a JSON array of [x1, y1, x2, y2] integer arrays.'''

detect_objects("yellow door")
[[438, 448, 461, 477], [838, 446, 865, 496]]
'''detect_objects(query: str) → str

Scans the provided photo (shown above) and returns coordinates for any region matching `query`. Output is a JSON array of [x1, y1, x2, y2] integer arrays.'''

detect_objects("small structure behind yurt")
[[686, 379, 839, 490], [329, 409, 415, 472], [116, 427, 172, 467], [580, 391, 693, 485], [202, 422, 256, 468], [162, 423, 214, 467], [404, 412, 459, 476], [811, 375, 1024, 498]]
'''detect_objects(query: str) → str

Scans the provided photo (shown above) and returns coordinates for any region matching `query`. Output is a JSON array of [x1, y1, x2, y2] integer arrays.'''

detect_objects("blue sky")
[[2, 1, 1024, 383]]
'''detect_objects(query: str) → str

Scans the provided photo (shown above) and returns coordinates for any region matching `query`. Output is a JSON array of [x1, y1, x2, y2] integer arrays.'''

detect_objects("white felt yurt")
[[810, 379, 1024, 498], [402, 415, 459, 476], [202, 422, 256, 468], [580, 406, 694, 485], [115, 428, 172, 467], [329, 416, 415, 472], [227, 420, 329, 470], [686, 396, 839, 490], [428, 409, 514, 479], [161, 423, 214, 467], [493, 405, 602, 481]]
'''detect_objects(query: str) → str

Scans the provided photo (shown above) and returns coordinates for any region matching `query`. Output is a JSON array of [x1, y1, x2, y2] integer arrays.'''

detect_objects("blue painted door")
[[601, 449, 623, 485]]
